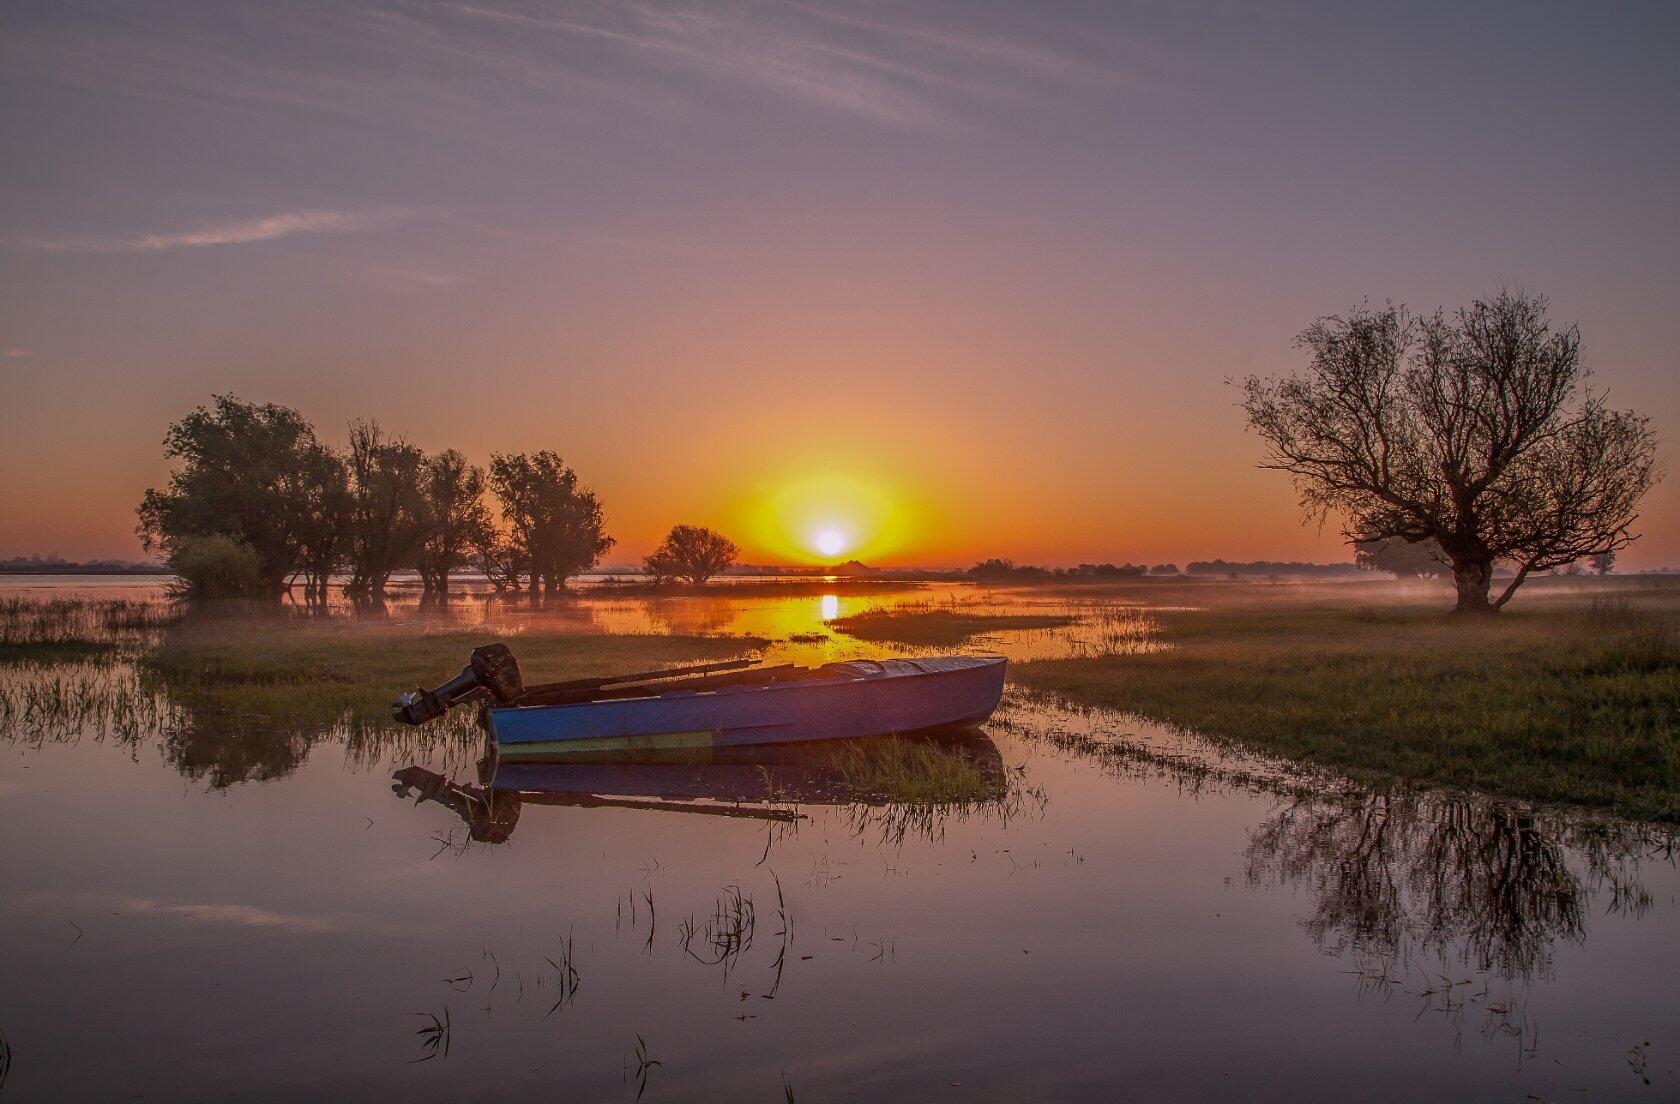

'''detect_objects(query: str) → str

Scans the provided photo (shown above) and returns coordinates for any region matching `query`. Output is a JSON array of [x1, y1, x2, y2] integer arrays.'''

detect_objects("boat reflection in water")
[[391, 728, 1009, 845]]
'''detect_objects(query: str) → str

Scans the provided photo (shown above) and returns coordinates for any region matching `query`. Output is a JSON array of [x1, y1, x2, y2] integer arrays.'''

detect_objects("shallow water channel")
[[0, 580, 1675, 1100]]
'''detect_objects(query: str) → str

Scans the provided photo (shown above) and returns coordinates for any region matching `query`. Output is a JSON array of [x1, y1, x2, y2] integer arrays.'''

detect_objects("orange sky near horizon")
[[2, 2, 1677, 570]]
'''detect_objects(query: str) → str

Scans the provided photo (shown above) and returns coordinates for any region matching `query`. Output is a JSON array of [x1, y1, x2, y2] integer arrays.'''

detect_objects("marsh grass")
[[679, 884, 756, 971], [834, 736, 998, 805], [543, 929, 581, 1015], [0, 663, 179, 748], [629, 1033, 660, 1100], [829, 734, 1046, 845], [828, 600, 1073, 647], [1013, 582, 1680, 821], [410, 1007, 450, 1062], [0, 597, 180, 664], [1056, 602, 1161, 658], [766, 871, 792, 996]]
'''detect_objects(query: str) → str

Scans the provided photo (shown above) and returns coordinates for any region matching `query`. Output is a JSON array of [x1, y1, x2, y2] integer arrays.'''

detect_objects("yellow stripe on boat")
[[496, 729, 721, 763]]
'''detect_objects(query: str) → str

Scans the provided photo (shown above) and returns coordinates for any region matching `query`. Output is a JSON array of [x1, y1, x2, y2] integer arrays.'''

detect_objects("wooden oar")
[[516, 657, 760, 699], [516, 791, 804, 821]]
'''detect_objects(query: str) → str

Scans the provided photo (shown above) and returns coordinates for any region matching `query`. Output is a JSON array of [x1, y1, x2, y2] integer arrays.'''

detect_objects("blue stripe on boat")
[[488, 655, 1005, 762]]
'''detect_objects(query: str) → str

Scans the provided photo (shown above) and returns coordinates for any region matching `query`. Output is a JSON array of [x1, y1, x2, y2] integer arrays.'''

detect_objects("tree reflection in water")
[[1001, 690, 1675, 996], [1246, 791, 1673, 983]]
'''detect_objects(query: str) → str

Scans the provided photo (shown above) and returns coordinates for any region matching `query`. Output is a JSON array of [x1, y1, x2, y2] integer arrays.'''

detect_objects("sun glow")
[[725, 469, 923, 566]]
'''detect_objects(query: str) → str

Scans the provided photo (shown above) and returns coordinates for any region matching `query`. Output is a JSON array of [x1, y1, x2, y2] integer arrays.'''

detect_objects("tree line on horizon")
[[1353, 538, 1616, 580], [136, 395, 739, 600], [965, 559, 1181, 581]]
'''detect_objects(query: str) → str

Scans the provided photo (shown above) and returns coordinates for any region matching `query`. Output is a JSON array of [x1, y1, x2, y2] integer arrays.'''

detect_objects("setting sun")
[[723, 469, 930, 566]]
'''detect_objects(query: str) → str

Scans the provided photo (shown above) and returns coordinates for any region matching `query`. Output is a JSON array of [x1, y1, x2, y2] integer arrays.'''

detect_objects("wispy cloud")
[[2, 348, 34, 359], [448, 2, 946, 127], [5, 2, 1121, 138], [27, 209, 380, 253], [443, 1, 1120, 129]]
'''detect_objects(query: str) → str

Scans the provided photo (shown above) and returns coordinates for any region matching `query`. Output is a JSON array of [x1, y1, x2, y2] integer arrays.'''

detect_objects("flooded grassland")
[[1, 576, 1677, 1100]]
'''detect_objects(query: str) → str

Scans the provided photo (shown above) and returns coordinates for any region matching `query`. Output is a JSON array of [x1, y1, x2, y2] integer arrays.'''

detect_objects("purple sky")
[[2, 1, 1676, 566]]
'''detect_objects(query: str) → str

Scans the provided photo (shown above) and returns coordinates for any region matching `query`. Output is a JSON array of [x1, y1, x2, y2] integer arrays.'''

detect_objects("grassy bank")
[[1013, 585, 1680, 821], [144, 611, 766, 733]]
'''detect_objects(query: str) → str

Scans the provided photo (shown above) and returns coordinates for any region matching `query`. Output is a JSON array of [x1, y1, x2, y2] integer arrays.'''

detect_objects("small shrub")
[[168, 533, 268, 598]]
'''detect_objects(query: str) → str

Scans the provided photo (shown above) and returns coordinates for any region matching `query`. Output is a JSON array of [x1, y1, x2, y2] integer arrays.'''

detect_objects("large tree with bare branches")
[[1241, 291, 1660, 613]]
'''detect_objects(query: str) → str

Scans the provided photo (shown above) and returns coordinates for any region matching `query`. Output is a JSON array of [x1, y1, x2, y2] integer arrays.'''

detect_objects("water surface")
[[1, 581, 1674, 1101]]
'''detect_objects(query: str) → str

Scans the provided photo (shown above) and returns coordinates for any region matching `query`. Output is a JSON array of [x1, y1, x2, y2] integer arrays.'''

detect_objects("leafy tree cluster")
[[485, 452, 616, 596], [643, 524, 739, 585], [138, 396, 614, 600], [966, 559, 1154, 581]]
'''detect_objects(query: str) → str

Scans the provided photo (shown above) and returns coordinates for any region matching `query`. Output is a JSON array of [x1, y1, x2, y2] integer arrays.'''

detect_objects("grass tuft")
[[829, 601, 1072, 647]]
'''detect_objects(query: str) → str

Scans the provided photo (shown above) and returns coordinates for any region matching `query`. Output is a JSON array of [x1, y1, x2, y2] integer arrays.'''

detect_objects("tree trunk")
[[1450, 558, 1495, 615]]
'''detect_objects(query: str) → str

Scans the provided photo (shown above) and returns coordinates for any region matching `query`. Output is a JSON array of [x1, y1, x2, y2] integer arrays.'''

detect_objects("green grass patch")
[[832, 735, 1001, 805], [1012, 594, 1680, 821], [829, 603, 1072, 647], [144, 609, 767, 735]]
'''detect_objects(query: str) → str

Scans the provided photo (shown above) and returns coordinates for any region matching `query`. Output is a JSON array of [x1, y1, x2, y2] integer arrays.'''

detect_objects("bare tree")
[[1242, 292, 1660, 613], [644, 524, 739, 585]]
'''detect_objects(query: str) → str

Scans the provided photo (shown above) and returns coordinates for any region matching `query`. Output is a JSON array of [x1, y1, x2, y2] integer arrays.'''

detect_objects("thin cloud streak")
[[448, 2, 942, 127], [5, 2, 1121, 138], [444, 1, 1109, 128], [27, 209, 379, 253]]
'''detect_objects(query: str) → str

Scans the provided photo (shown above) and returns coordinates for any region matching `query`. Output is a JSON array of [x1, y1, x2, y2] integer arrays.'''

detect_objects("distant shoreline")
[[0, 566, 171, 575]]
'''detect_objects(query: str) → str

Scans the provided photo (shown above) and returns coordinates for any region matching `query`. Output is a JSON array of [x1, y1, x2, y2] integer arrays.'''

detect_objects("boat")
[[390, 729, 1008, 843], [392, 645, 1006, 763]]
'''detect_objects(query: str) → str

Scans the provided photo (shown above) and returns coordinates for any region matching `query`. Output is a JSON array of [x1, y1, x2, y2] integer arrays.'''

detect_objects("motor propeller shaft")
[[392, 643, 523, 725]]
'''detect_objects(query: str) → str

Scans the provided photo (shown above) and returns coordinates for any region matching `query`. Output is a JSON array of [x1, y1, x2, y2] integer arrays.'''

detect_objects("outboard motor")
[[393, 643, 523, 725]]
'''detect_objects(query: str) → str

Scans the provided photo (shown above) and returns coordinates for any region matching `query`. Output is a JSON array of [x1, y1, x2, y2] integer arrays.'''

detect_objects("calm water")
[[1, 580, 1675, 1101]]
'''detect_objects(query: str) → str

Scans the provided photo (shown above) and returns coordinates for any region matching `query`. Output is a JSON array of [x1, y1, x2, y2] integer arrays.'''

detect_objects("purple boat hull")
[[487, 656, 1006, 763]]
